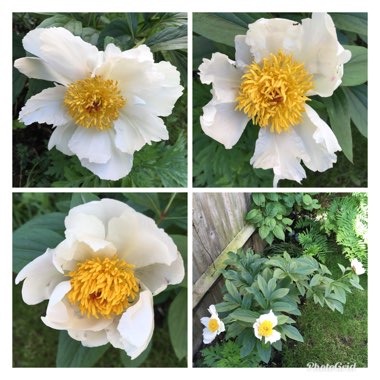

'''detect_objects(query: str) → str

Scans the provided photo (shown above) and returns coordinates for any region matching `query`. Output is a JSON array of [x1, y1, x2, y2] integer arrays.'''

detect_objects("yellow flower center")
[[236, 51, 314, 134], [258, 320, 273, 337], [64, 76, 126, 130], [67, 256, 139, 319], [208, 318, 219, 333]]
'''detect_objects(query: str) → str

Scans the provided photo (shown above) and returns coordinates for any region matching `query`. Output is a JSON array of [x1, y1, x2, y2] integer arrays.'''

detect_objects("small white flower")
[[15, 199, 185, 359], [14, 27, 183, 180], [253, 310, 281, 344], [199, 13, 351, 187], [200, 305, 225, 344], [351, 258, 366, 275]]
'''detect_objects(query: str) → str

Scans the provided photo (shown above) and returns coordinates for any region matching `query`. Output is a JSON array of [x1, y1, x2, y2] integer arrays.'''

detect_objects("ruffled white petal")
[[114, 106, 168, 155], [135, 253, 185, 295], [297, 13, 351, 97], [104, 43, 154, 63], [15, 249, 63, 305], [294, 105, 341, 172], [68, 329, 109, 347], [79, 139, 133, 181], [18, 86, 69, 126], [107, 210, 179, 268], [234, 35, 252, 69], [202, 328, 217, 344], [200, 99, 249, 149], [199, 52, 242, 103], [22, 27, 100, 83], [116, 290, 154, 359], [265, 329, 281, 344], [48, 123, 77, 156], [68, 128, 113, 164], [251, 127, 310, 186], [14, 57, 73, 86]]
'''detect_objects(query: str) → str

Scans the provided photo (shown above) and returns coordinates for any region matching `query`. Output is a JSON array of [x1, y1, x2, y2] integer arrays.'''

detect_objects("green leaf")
[[37, 14, 72, 28], [215, 301, 239, 312], [193, 13, 246, 47], [349, 278, 364, 290], [270, 288, 289, 301], [272, 302, 300, 316], [331, 13, 367, 36], [230, 309, 260, 324], [240, 333, 255, 358], [257, 275, 268, 298], [146, 25, 187, 52], [70, 193, 99, 209], [98, 18, 134, 50], [281, 325, 304, 343], [246, 286, 267, 309], [13, 213, 65, 273], [342, 85, 367, 137], [120, 340, 152, 367], [342, 45, 368, 86], [226, 280, 240, 302], [282, 218, 293, 226], [273, 225, 285, 241], [168, 288, 187, 360], [259, 225, 270, 240], [257, 341, 271, 363], [324, 88, 353, 162], [56, 331, 110, 367], [309, 274, 321, 287], [338, 263, 347, 274], [252, 193, 266, 207], [302, 194, 312, 205]]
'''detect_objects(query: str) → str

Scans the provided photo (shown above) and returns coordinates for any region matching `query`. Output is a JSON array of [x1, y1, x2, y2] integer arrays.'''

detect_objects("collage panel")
[[192, 192, 368, 367], [13, 12, 187, 188], [193, 13, 367, 188], [12, 192, 187, 367]]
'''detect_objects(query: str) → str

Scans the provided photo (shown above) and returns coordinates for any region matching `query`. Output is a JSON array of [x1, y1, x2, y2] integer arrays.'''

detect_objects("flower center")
[[208, 318, 219, 333], [258, 320, 273, 337], [67, 256, 139, 319], [64, 76, 126, 130], [236, 51, 313, 134]]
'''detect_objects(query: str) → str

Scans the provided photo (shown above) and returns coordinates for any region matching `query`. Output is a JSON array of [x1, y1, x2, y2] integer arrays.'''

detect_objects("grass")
[[281, 251, 368, 367]]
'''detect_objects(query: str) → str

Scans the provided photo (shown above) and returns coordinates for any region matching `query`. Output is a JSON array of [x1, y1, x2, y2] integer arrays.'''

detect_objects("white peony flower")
[[351, 258, 366, 275], [253, 310, 281, 344], [199, 13, 351, 187], [200, 304, 225, 344], [14, 27, 183, 180], [15, 199, 185, 359]]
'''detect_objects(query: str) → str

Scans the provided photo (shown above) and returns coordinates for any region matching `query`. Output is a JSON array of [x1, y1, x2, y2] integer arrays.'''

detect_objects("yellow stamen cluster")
[[258, 320, 273, 337], [64, 76, 126, 130], [208, 318, 219, 333], [236, 51, 314, 134], [67, 256, 139, 319]]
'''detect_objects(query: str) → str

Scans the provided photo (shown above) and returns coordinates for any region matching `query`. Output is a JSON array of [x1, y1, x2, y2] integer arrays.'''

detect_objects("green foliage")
[[245, 193, 320, 245], [322, 193, 368, 267], [13, 192, 187, 367], [201, 341, 261, 368], [215, 247, 364, 365], [13, 13, 187, 187], [193, 12, 368, 187]]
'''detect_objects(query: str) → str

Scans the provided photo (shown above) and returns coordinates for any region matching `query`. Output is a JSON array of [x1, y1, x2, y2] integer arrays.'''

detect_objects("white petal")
[[218, 320, 225, 333], [22, 27, 100, 83], [15, 249, 63, 305], [68, 329, 109, 347], [200, 99, 248, 149], [265, 329, 281, 344], [245, 18, 301, 63], [14, 57, 72, 85], [297, 13, 351, 97], [200, 317, 210, 327], [199, 52, 242, 103], [120, 44, 154, 63], [41, 281, 113, 332], [253, 321, 262, 340], [135, 252, 185, 295], [114, 106, 168, 155], [264, 310, 278, 327], [295, 105, 341, 172], [202, 329, 217, 344], [234, 35, 252, 69], [18, 86, 69, 126], [79, 141, 133, 181], [68, 128, 113, 164], [208, 305, 217, 316], [117, 290, 154, 359], [107, 211, 179, 268], [251, 127, 310, 186], [48, 123, 77, 155]]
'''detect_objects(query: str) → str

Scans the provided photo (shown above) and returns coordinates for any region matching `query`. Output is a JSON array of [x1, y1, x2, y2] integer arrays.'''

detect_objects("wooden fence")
[[192, 193, 264, 355]]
